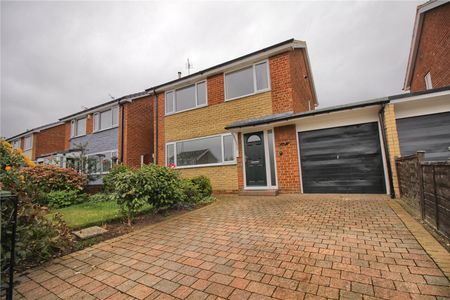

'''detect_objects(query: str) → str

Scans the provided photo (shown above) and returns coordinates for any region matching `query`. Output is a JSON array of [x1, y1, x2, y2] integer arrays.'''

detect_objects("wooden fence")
[[396, 151, 450, 240]]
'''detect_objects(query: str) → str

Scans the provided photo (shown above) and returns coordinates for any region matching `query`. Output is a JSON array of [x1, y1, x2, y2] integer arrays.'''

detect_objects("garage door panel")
[[397, 112, 450, 161], [299, 122, 386, 194]]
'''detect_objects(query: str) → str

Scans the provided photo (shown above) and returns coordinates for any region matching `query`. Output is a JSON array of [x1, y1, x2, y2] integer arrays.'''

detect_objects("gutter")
[[378, 103, 395, 198]]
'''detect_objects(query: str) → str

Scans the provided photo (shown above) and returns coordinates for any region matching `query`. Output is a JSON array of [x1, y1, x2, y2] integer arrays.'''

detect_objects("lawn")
[[49, 200, 153, 229]]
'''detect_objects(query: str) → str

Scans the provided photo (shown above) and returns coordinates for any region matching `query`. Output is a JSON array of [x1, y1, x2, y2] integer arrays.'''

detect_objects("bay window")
[[88, 150, 118, 174], [166, 134, 235, 168], [225, 61, 270, 100], [165, 80, 207, 115]]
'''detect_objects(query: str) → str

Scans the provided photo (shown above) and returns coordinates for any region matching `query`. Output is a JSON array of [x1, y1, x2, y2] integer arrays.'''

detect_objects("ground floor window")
[[66, 150, 118, 175], [166, 134, 236, 168]]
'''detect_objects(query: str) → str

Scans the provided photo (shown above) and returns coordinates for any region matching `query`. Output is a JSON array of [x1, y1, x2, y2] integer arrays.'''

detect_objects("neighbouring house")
[[7, 121, 66, 162], [147, 39, 318, 193], [404, 0, 450, 92], [57, 91, 154, 186]]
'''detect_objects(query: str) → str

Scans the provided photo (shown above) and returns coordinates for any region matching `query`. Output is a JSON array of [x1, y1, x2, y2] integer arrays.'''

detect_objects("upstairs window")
[[225, 61, 269, 101], [71, 117, 86, 138], [94, 106, 119, 132], [23, 135, 32, 150], [12, 139, 20, 149], [165, 81, 207, 115], [425, 72, 433, 90]]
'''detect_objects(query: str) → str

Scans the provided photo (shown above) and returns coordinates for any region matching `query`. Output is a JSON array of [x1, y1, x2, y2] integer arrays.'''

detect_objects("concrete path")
[[14, 195, 450, 299]]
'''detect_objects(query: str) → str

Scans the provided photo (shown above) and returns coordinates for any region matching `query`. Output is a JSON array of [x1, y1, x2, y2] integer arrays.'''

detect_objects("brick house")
[[404, 0, 450, 92], [146, 39, 318, 193], [8, 121, 66, 161]]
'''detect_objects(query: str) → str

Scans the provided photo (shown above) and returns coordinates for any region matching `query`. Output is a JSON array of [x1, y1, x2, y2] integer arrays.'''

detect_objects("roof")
[[7, 121, 65, 141], [59, 90, 149, 121], [145, 38, 318, 106], [403, 0, 449, 90], [225, 85, 450, 130]]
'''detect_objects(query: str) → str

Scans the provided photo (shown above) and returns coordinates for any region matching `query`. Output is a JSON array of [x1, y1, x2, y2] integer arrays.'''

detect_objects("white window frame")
[[425, 72, 433, 90], [166, 133, 236, 169], [12, 139, 21, 149], [224, 60, 271, 102], [71, 117, 87, 138], [93, 106, 119, 133], [165, 80, 208, 115], [23, 135, 33, 151], [87, 149, 118, 175]]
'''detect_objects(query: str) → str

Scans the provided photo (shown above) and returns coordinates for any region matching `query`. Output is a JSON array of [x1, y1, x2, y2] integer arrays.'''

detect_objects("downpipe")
[[378, 103, 395, 198]]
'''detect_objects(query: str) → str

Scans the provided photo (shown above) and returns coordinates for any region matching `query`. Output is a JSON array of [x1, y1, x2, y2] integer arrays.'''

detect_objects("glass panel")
[[166, 144, 175, 166], [176, 136, 221, 166], [225, 66, 254, 99], [100, 110, 112, 130], [267, 130, 276, 186], [223, 135, 235, 162], [255, 62, 269, 91], [112, 107, 119, 126], [76, 118, 86, 136], [175, 84, 196, 112], [165, 91, 174, 114], [102, 153, 112, 173], [93, 113, 100, 131], [247, 135, 261, 143], [71, 121, 75, 137], [197, 81, 207, 105], [24, 136, 32, 149]]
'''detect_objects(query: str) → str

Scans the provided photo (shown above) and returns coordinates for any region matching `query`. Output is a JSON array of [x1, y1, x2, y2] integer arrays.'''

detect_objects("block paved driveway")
[[15, 195, 450, 300]]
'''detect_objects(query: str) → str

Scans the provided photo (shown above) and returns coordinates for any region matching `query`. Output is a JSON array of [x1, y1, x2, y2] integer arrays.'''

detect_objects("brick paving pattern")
[[14, 195, 450, 299]]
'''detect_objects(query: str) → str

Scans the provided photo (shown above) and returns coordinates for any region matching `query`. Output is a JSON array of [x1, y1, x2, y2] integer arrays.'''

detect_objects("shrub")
[[22, 164, 86, 193], [181, 179, 201, 205], [103, 164, 131, 193], [44, 190, 88, 209], [110, 169, 147, 226], [138, 165, 184, 210], [190, 175, 213, 198], [89, 192, 111, 202]]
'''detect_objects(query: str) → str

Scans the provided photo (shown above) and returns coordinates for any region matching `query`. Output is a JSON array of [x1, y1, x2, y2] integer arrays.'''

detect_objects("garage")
[[396, 112, 450, 161], [298, 122, 386, 194]]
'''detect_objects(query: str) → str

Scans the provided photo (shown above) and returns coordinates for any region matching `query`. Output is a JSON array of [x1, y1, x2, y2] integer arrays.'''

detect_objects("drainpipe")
[[378, 103, 395, 199], [120, 102, 125, 163], [153, 88, 159, 164]]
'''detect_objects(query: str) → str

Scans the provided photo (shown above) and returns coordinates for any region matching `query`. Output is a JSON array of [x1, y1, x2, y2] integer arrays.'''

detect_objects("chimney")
[[178, 72, 182, 79]]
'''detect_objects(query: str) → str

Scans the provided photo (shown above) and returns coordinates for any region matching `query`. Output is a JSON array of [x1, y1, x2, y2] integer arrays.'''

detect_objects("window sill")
[[225, 88, 271, 102], [165, 104, 208, 117], [172, 161, 236, 170], [70, 134, 87, 140], [93, 126, 118, 134]]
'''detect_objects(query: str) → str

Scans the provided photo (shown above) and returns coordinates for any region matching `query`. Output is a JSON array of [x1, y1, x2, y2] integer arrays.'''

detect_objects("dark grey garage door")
[[299, 122, 386, 194], [397, 112, 450, 161]]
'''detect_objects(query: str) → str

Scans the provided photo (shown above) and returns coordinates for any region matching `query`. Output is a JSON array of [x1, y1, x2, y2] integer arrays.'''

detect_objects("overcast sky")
[[1, 1, 420, 138]]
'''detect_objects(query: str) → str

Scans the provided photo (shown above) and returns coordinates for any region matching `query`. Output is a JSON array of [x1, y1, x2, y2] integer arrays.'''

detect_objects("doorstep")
[[239, 189, 279, 196]]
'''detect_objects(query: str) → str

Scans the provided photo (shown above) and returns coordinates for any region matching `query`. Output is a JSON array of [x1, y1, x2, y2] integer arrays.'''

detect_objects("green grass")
[[48, 200, 153, 229]]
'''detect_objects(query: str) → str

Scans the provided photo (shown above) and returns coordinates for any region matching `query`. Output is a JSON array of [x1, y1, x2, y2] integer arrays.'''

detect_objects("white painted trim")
[[224, 60, 271, 102], [295, 129, 304, 193], [267, 129, 278, 188], [92, 106, 119, 133], [165, 80, 208, 116], [394, 95, 450, 119]]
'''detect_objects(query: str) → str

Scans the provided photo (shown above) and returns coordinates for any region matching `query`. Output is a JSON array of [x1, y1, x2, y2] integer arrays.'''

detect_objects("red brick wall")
[[410, 3, 450, 92], [86, 115, 93, 134], [290, 49, 315, 113], [121, 96, 154, 168], [34, 124, 66, 158], [274, 125, 301, 192], [270, 52, 293, 113], [207, 73, 225, 106], [64, 122, 71, 150]]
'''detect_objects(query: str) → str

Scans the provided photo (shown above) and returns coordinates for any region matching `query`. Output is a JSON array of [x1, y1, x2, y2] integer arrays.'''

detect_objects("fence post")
[[432, 165, 439, 230], [417, 151, 425, 219]]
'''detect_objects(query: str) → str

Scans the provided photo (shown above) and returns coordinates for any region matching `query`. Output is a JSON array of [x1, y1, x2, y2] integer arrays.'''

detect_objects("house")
[[404, 0, 450, 92], [7, 121, 66, 162], [147, 39, 318, 193], [58, 91, 154, 185]]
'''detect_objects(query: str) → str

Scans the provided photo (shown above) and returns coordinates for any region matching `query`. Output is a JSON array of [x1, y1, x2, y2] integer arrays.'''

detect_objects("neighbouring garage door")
[[396, 112, 450, 161], [298, 122, 386, 194]]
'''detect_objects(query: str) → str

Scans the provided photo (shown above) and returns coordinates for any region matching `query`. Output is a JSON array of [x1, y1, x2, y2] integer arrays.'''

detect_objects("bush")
[[22, 164, 86, 193], [190, 175, 213, 198], [181, 179, 201, 205], [89, 192, 111, 202], [44, 190, 88, 209], [103, 164, 131, 193]]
